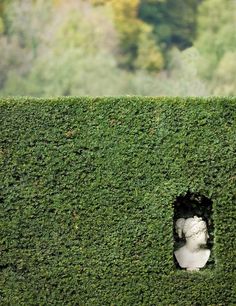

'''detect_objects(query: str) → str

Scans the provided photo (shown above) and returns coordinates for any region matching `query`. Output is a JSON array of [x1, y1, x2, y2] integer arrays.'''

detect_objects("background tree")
[[1, 0, 130, 96], [90, 0, 164, 71], [194, 0, 236, 94], [0, 0, 52, 92], [139, 0, 201, 52], [211, 52, 236, 96], [0, 0, 10, 33]]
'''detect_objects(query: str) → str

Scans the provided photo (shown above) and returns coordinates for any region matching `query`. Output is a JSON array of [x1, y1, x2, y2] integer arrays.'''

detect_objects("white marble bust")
[[174, 216, 210, 271]]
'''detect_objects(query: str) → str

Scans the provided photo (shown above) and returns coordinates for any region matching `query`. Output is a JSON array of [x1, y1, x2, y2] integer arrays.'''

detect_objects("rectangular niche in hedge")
[[0, 96, 235, 305], [173, 192, 214, 271]]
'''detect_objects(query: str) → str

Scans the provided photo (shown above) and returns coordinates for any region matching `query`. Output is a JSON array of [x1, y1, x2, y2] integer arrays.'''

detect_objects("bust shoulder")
[[174, 247, 210, 270]]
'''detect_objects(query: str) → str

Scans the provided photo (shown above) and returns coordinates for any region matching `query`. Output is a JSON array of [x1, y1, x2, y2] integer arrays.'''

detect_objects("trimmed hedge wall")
[[0, 97, 235, 305]]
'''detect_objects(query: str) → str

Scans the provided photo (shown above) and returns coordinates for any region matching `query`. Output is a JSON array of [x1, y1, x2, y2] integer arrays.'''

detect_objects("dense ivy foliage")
[[0, 97, 235, 305]]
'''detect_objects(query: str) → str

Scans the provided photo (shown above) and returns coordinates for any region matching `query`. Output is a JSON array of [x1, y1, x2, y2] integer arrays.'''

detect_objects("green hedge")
[[0, 97, 235, 305]]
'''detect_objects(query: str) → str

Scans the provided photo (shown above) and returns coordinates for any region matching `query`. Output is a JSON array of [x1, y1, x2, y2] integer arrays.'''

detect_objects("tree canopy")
[[0, 0, 235, 96]]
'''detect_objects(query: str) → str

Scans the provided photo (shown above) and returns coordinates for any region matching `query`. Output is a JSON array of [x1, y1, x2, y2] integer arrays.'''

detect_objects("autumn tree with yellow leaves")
[[90, 0, 164, 71]]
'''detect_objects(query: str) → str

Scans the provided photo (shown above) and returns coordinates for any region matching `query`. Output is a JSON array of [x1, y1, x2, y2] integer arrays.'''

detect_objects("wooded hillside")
[[0, 0, 235, 96]]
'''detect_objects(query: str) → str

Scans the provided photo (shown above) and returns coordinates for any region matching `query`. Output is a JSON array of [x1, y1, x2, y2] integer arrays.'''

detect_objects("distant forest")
[[0, 0, 235, 96]]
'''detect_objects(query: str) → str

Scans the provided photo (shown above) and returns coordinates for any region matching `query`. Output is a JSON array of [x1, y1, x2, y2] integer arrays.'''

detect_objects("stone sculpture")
[[174, 216, 210, 271]]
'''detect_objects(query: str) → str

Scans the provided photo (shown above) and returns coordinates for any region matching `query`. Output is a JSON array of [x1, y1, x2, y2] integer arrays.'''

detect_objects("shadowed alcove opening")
[[173, 192, 214, 269]]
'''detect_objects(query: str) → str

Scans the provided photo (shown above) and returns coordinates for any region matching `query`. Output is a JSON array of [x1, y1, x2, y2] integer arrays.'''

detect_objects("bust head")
[[176, 216, 209, 247]]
